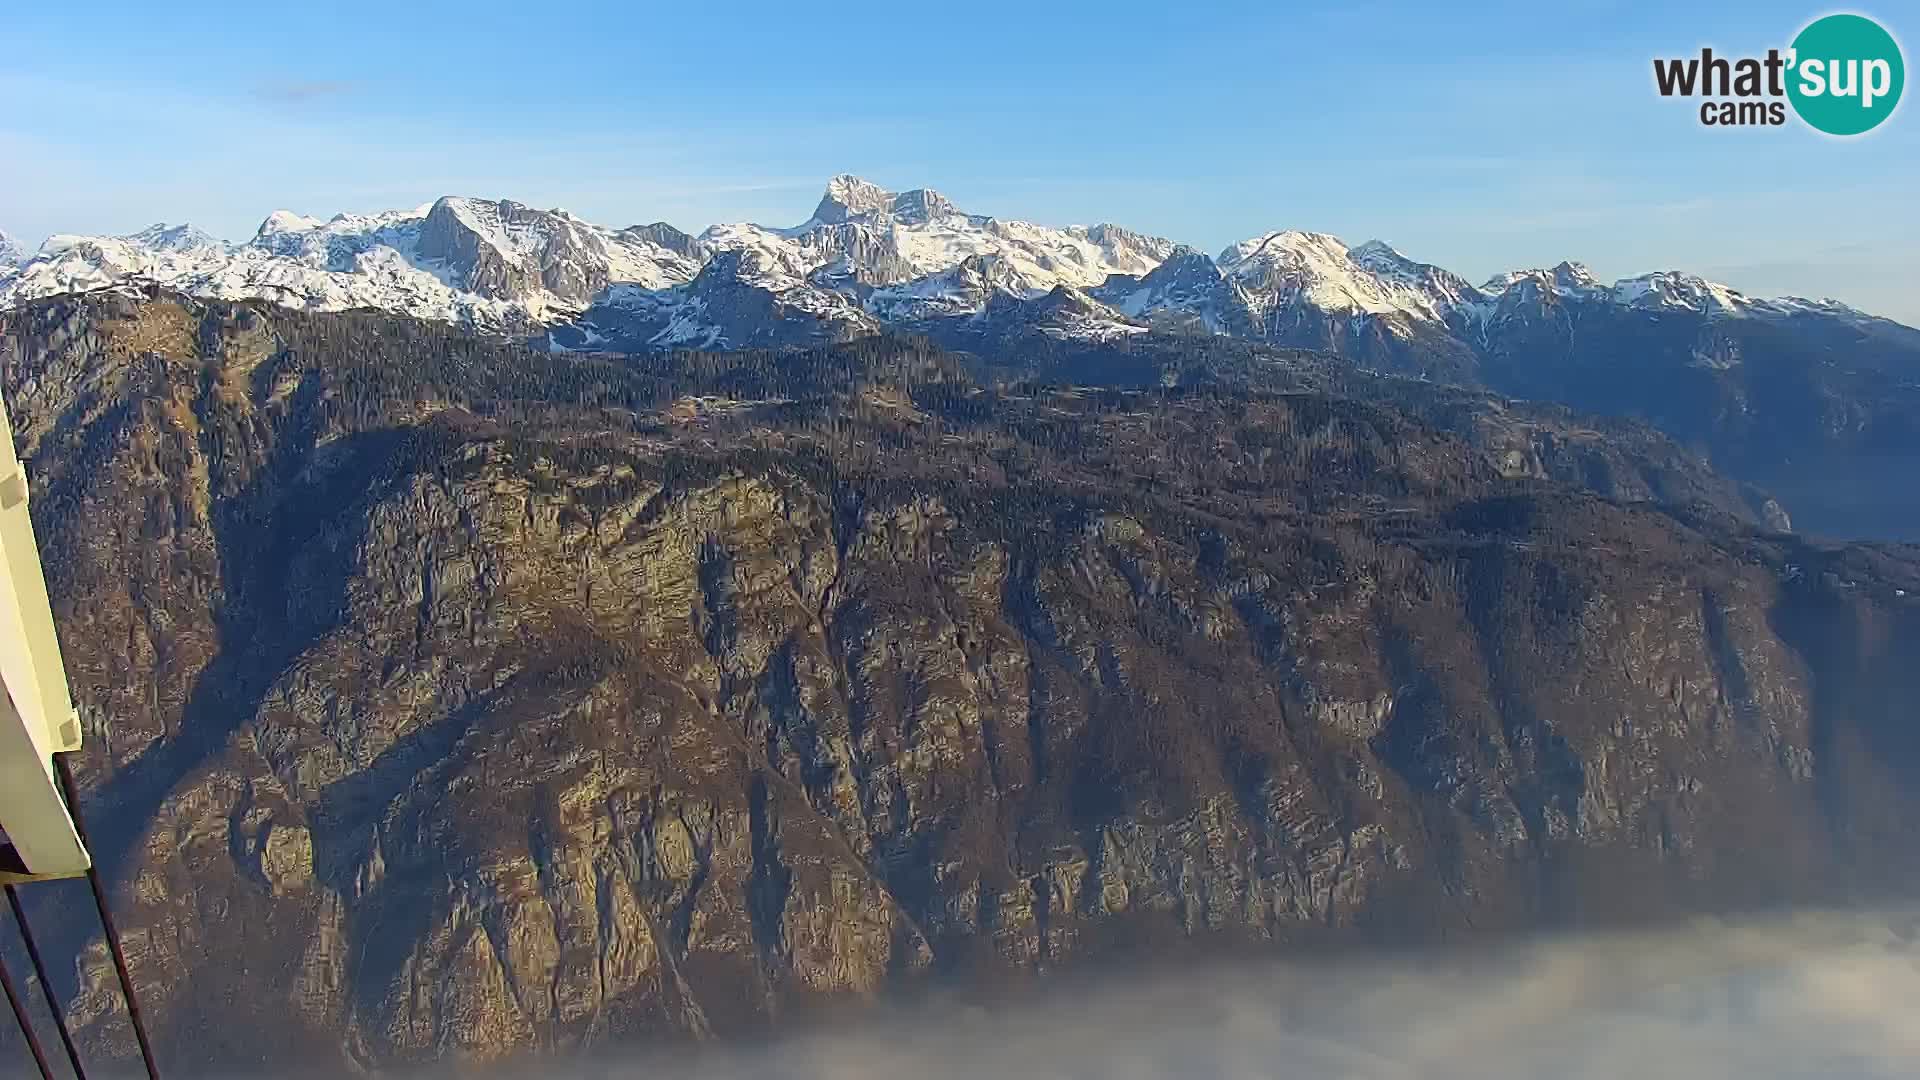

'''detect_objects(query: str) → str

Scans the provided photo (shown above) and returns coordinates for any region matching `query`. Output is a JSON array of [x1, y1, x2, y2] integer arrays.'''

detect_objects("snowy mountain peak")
[[864, 253, 1033, 323], [1483, 261, 1603, 298], [1553, 260, 1599, 289], [1611, 270, 1747, 313], [423, 195, 570, 255], [1347, 239, 1485, 309], [256, 210, 327, 237], [1090, 245, 1255, 336], [694, 176, 1179, 305], [890, 187, 961, 225], [1345, 239, 1413, 277], [1067, 224, 1180, 274], [122, 223, 227, 252], [1216, 229, 1470, 323], [410, 195, 703, 307], [819, 174, 894, 217], [808, 175, 962, 227], [0, 229, 22, 267], [618, 221, 704, 260], [1219, 229, 1352, 271], [1096, 244, 1225, 302], [974, 281, 1147, 343]]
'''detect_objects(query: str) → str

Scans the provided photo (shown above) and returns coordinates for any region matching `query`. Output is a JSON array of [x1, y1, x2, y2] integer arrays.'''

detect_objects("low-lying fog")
[[425, 909, 1920, 1079]]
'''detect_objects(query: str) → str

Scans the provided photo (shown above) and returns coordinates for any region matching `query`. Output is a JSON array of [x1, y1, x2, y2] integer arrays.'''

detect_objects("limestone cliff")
[[1, 292, 1915, 1074]]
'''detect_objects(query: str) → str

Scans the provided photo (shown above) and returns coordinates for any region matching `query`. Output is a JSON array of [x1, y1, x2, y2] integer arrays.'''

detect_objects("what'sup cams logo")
[[1654, 12, 1904, 134]]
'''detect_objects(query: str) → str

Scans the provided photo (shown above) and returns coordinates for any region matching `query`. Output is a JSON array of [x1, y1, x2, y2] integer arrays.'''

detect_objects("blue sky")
[[3, 0, 1916, 320]]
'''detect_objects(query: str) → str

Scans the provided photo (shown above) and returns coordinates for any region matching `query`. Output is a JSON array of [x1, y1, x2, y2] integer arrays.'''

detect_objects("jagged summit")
[[620, 221, 702, 259], [1485, 260, 1601, 294], [807, 174, 963, 227], [815, 174, 894, 219], [1612, 270, 1747, 312]]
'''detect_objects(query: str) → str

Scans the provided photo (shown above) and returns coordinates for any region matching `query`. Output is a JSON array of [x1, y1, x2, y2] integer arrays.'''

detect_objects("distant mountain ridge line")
[[1, 175, 1896, 356]]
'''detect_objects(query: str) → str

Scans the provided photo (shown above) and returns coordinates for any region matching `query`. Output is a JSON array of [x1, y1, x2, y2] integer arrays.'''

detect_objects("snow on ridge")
[[1481, 262, 1602, 296], [1216, 229, 1465, 322], [693, 176, 1180, 313], [820, 174, 896, 218], [1610, 270, 1750, 313], [435, 196, 570, 264], [1475, 263, 1775, 317], [122, 223, 229, 253], [0, 193, 705, 327], [257, 209, 326, 236], [0, 177, 1886, 344], [803, 174, 967, 231]]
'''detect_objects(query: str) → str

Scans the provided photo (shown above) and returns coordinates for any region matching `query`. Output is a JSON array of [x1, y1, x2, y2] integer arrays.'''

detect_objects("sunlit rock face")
[[3, 291, 1917, 1074]]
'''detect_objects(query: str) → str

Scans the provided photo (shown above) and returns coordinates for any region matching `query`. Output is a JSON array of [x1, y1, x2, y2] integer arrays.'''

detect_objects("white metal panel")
[[0, 390, 88, 877]]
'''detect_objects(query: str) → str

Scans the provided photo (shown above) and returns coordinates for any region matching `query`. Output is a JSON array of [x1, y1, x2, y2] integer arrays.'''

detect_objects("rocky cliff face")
[[2, 292, 1916, 1074], [1470, 297, 1920, 539], [412, 197, 656, 309]]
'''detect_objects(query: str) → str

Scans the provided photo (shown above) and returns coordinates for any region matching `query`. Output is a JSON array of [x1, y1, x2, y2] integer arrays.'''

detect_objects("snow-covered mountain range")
[[0, 174, 1896, 358]]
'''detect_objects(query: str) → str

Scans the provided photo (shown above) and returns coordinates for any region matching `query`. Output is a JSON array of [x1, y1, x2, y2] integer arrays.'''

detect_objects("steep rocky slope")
[[1, 292, 1916, 1074], [1470, 294, 1920, 539]]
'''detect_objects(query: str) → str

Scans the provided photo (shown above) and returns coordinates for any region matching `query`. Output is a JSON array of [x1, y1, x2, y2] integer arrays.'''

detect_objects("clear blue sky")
[[3, 1, 1915, 321]]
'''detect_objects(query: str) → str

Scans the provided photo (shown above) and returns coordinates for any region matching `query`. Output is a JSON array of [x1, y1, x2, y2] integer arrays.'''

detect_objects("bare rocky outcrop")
[[2, 292, 1916, 1074]]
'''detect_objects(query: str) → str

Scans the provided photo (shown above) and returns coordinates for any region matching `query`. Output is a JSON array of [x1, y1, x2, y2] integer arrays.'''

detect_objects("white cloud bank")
[[390, 908, 1920, 1080]]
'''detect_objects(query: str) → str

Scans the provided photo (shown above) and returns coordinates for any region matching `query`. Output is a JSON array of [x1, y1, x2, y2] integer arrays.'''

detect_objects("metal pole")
[[1, 949, 56, 1080], [6, 885, 88, 1079], [52, 755, 160, 1080]]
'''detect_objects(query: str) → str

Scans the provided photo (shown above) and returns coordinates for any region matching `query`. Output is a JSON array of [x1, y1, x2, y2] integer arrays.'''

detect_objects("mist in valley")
[[357, 908, 1920, 1080]]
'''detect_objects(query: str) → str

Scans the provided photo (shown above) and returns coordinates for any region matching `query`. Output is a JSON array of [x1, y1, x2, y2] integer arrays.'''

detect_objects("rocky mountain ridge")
[[1, 290, 1916, 1074], [3, 176, 1892, 355], [12, 179, 1916, 546]]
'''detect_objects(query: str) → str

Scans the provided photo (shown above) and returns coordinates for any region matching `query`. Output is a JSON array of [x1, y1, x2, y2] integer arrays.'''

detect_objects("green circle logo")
[[1787, 14, 1904, 135]]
